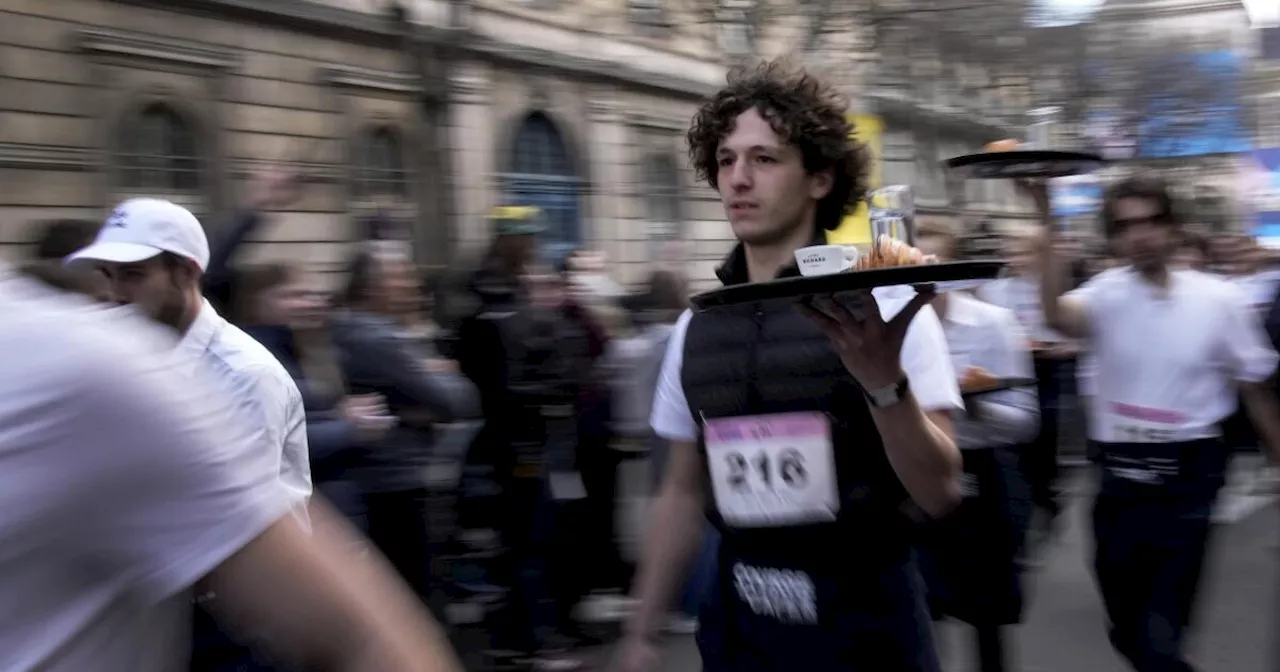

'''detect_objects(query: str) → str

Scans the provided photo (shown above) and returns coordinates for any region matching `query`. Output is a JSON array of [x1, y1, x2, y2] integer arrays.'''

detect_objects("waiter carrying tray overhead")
[[1034, 176, 1280, 672], [614, 59, 964, 672]]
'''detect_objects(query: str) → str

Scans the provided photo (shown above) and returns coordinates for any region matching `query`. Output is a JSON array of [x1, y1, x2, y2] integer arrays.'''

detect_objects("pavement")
[[592, 459, 1280, 672]]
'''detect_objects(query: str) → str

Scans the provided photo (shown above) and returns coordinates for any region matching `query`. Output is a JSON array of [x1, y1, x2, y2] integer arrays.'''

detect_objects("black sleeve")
[[349, 333, 467, 423], [202, 210, 263, 313]]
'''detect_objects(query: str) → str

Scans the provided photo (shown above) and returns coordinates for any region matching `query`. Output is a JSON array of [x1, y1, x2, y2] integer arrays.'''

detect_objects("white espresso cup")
[[795, 244, 860, 277]]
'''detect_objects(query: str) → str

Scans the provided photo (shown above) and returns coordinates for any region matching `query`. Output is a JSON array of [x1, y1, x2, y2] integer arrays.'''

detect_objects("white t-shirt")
[[979, 275, 1067, 343], [651, 288, 964, 443], [177, 300, 312, 509], [0, 272, 296, 672], [1069, 267, 1279, 443], [1232, 270, 1280, 315]]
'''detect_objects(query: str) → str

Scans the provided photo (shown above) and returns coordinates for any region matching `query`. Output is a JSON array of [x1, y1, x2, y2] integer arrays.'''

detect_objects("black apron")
[[686, 243, 940, 672], [1091, 438, 1227, 672], [917, 446, 1029, 626]]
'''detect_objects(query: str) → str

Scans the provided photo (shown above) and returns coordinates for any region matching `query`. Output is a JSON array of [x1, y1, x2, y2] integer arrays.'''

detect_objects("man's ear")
[[808, 167, 834, 201], [173, 258, 202, 288]]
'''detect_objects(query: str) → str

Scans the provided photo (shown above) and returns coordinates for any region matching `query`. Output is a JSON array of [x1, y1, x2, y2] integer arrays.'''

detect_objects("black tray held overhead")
[[689, 260, 1007, 312], [944, 150, 1105, 180]]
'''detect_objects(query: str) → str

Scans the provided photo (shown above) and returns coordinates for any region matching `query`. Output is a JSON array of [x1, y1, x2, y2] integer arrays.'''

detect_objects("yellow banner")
[[826, 114, 884, 246]]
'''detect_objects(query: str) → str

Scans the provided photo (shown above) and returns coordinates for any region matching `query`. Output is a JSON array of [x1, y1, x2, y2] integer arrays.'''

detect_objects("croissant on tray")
[[852, 234, 941, 271]]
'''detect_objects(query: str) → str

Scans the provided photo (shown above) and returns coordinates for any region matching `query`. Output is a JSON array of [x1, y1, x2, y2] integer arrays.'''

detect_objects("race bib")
[[704, 412, 840, 528], [1106, 402, 1184, 444]]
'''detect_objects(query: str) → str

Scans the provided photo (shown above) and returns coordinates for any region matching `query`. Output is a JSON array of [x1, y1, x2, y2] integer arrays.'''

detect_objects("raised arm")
[[1028, 181, 1091, 340]]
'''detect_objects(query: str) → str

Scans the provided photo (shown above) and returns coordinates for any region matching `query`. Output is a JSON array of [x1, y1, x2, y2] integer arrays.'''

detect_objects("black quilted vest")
[[684, 241, 936, 672]]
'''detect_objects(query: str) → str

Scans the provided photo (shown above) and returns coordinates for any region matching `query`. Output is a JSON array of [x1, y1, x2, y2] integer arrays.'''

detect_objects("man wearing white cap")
[[65, 197, 312, 505], [67, 197, 313, 668]]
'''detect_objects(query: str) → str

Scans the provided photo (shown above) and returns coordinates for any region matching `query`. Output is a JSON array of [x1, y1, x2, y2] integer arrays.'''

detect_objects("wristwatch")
[[863, 377, 910, 409]]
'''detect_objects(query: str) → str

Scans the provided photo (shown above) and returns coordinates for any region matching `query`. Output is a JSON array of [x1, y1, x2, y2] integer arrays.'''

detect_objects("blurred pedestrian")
[[331, 243, 480, 622], [0, 262, 463, 672], [229, 263, 395, 532]]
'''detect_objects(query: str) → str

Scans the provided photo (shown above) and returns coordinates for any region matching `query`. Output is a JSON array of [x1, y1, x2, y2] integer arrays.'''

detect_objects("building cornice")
[[318, 64, 423, 95], [76, 28, 239, 69], [117, 0, 716, 99], [1100, 0, 1245, 20], [0, 143, 97, 171]]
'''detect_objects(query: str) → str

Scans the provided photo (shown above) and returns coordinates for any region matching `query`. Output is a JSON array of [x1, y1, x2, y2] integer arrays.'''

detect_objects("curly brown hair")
[[687, 59, 870, 232]]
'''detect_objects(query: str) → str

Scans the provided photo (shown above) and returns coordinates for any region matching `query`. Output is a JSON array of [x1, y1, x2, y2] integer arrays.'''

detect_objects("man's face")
[[716, 108, 832, 246], [1005, 234, 1039, 275], [96, 255, 191, 330], [1111, 196, 1172, 273], [1172, 245, 1205, 271]]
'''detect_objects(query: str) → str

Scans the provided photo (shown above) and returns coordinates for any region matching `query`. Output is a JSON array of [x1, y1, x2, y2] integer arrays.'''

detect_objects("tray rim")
[[689, 259, 1007, 311], [944, 149, 1105, 168], [960, 376, 1039, 397]]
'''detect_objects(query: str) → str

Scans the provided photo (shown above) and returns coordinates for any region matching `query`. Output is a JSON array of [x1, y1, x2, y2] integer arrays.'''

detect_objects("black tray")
[[961, 377, 1038, 398], [690, 261, 1006, 311], [944, 150, 1104, 179]]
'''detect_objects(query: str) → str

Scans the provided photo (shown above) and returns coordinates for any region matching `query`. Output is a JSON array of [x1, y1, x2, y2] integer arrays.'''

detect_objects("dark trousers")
[[493, 475, 559, 653], [1027, 356, 1066, 522], [1091, 442, 1224, 672], [365, 488, 450, 621], [189, 602, 273, 672], [577, 433, 631, 593]]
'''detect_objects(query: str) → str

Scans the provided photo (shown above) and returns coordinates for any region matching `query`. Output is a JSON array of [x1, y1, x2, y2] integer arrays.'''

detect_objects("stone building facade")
[[0, 0, 1037, 291], [0, 0, 737, 288]]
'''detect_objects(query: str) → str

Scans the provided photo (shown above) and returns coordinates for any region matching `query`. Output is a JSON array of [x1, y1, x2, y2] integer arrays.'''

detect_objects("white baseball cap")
[[65, 198, 210, 272]]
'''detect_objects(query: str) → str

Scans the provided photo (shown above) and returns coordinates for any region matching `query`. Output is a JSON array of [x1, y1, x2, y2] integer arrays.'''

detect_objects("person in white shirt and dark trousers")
[[915, 221, 1039, 672], [979, 231, 1075, 545], [63, 197, 312, 670], [1035, 176, 1280, 672]]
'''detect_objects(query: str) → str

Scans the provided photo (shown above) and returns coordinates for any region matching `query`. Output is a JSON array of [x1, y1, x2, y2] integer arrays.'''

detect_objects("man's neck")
[[1137, 263, 1171, 290], [930, 292, 950, 321], [744, 225, 817, 283], [174, 295, 201, 336]]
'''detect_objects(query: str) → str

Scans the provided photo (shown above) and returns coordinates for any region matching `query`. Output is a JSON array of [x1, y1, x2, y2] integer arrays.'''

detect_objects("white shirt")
[[1232, 271, 1280, 315], [979, 275, 1067, 343], [937, 292, 1039, 450], [1069, 267, 1279, 443], [651, 288, 964, 443], [0, 271, 296, 672], [177, 300, 312, 506]]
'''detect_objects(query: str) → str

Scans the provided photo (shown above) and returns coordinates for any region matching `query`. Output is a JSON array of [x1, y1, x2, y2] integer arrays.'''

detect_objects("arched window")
[[116, 102, 200, 192], [644, 153, 681, 240], [501, 112, 583, 260], [357, 126, 409, 197]]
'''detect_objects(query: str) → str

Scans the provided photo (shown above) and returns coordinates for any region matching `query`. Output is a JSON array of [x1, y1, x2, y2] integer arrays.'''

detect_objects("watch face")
[[867, 380, 906, 407]]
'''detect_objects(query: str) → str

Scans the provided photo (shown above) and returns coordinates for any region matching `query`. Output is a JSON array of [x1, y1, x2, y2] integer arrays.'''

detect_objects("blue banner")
[[1253, 148, 1280, 240], [1051, 175, 1103, 218]]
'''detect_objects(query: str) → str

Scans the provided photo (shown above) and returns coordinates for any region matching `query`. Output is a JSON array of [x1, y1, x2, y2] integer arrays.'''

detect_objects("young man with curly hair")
[[614, 60, 963, 672]]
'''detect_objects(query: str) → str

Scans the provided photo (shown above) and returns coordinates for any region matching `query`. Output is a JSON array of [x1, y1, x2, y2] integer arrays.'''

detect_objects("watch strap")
[[864, 377, 910, 409]]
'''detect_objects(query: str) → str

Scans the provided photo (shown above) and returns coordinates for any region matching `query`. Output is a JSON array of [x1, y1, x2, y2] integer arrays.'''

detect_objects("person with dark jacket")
[[330, 244, 480, 622], [227, 263, 391, 529], [453, 208, 587, 669]]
